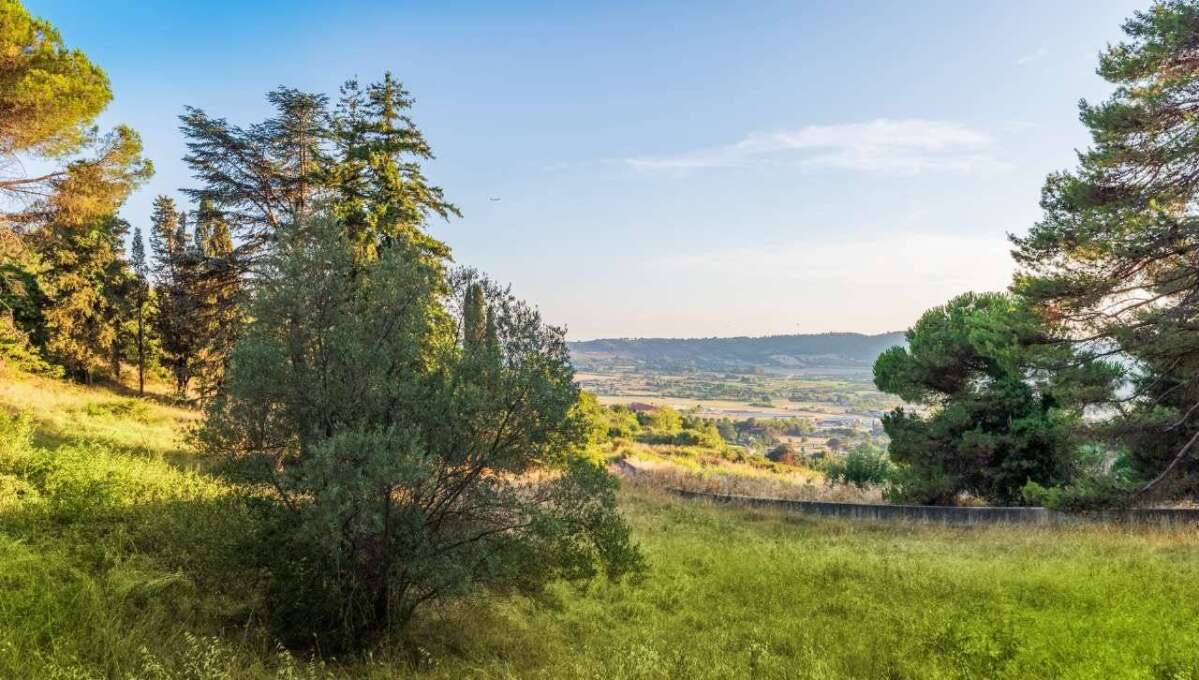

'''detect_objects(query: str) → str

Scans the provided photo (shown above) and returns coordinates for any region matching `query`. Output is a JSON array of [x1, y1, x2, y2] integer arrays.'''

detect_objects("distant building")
[[818, 416, 861, 429]]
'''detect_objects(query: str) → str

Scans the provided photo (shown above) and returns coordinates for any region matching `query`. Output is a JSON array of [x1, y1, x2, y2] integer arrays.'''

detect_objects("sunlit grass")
[[3, 370, 1199, 678]]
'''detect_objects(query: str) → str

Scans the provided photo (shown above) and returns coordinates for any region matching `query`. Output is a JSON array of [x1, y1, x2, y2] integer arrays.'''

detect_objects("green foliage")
[[875, 292, 1117, 505], [126, 226, 152, 393], [0, 0, 110, 159], [1010, 0, 1199, 498], [600, 403, 642, 440], [34, 214, 134, 382], [180, 74, 458, 263], [0, 234, 55, 374], [149, 196, 202, 395], [200, 218, 640, 649], [639, 405, 682, 434], [1021, 444, 1139, 511], [765, 442, 797, 465], [672, 417, 724, 448], [0, 3, 150, 380], [461, 281, 486, 350], [190, 199, 243, 397], [825, 443, 894, 488]]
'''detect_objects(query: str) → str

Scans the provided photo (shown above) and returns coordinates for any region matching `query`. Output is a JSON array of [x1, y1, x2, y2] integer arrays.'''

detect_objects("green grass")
[[3, 370, 1199, 678]]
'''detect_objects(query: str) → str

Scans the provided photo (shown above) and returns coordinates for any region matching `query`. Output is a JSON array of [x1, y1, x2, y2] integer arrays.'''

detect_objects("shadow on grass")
[[93, 376, 194, 410]]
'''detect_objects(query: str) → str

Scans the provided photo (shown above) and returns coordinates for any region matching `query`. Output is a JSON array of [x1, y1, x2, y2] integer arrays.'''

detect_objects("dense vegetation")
[[870, 1, 1199, 508], [0, 0, 637, 656], [874, 293, 1116, 505], [9, 0, 1199, 675]]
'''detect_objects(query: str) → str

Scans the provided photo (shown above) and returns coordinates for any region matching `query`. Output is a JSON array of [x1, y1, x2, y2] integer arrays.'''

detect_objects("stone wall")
[[671, 489, 1199, 525]]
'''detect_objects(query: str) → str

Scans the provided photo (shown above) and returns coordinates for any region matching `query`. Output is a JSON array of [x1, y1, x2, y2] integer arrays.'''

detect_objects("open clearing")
[[3, 373, 1199, 678]]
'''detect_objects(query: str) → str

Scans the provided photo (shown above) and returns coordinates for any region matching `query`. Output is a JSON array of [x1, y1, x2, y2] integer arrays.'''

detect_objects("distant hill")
[[569, 331, 906, 373]]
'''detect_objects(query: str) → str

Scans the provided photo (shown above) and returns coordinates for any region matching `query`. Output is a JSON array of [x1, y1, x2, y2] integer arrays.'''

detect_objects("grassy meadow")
[[3, 371, 1199, 679]]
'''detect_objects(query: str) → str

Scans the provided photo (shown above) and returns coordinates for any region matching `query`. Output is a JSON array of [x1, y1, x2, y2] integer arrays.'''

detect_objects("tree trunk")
[[136, 305, 145, 396], [110, 333, 122, 382]]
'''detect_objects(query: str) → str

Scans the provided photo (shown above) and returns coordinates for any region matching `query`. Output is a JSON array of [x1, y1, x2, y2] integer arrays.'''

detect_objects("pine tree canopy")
[[1012, 0, 1199, 495], [0, 1, 150, 222], [180, 73, 458, 265]]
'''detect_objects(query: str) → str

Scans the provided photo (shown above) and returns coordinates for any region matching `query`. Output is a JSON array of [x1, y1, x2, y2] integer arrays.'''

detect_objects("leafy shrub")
[[766, 443, 797, 466], [638, 405, 682, 434], [201, 221, 641, 650], [825, 444, 894, 488], [1018, 444, 1141, 510]]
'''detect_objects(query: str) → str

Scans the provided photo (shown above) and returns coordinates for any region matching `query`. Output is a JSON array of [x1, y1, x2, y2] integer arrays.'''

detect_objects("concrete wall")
[[670, 489, 1199, 526]]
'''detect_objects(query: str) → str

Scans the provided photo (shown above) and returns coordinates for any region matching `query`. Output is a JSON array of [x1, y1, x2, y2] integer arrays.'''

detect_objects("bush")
[[1020, 447, 1138, 511], [766, 443, 797, 466], [674, 418, 724, 449], [638, 406, 682, 434], [201, 221, 641, 650], [825, 444, 894, 488]]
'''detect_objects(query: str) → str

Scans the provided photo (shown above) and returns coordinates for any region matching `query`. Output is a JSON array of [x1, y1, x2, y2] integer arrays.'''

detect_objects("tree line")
[[0, 0, 639, 650], [874, 0, 1199, 509]]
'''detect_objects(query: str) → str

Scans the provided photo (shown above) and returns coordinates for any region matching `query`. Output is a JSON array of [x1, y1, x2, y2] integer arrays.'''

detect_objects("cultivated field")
[[576, 369, 898, 427]]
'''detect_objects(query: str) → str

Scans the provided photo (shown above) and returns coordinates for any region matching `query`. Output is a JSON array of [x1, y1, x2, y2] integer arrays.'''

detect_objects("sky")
[[31, 0, 1147, 340]]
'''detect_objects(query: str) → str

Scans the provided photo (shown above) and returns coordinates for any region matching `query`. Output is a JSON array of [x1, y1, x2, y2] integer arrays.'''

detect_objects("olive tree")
[[200, 219, 640, 648]]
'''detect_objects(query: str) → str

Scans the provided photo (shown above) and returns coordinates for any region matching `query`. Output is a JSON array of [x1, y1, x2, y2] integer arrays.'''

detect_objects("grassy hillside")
[[3, 370, 1199, 678], [569, 332, 905, 373]]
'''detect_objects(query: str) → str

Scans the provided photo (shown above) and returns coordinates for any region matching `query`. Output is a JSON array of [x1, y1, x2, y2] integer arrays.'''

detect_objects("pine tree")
[[1012, 0, 1199, 496], [0, 0, 114, 211], [332, 74, 459, 260], [180, 74, 457, 265], [0, 0, 151, 378]]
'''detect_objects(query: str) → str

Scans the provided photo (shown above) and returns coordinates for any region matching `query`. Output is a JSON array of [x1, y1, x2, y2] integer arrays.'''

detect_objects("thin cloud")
[[657, 232, 1011, 285], [626, 119, 997, 175], [1015, 47, 1049, 65]]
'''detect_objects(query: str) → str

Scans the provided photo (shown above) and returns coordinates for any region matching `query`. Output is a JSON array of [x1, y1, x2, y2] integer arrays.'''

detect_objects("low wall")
[[670, 489, 1199, 526]]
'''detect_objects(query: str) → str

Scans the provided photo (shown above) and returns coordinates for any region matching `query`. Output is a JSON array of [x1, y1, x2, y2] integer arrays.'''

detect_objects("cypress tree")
[[484, 305, 499, 359], [193, 199, 242, 397], [150, 196, 202, 397], [463, 282, 486, 351], [37, 212, 133, 383], [129, 225, 149, 394]]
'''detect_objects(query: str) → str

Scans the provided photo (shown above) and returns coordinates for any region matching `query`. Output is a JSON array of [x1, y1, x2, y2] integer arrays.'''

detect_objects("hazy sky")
[[32, 0, 1145, 340]]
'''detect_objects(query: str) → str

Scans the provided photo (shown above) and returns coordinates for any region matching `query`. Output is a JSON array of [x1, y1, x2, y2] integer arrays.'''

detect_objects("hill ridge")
[[569, 331, 905, 372]]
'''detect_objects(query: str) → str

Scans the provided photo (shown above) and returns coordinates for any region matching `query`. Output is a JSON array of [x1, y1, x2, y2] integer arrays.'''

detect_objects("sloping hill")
[[569, 331, 905, 372], [5, 370, 1199, 677]]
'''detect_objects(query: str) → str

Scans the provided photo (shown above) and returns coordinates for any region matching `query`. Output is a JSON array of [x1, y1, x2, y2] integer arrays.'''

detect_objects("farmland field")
[[575, 369, 899, 428]]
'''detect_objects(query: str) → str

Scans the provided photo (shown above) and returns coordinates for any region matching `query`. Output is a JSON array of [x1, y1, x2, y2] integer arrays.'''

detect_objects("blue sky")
[[33, 0, 1145, 339]]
